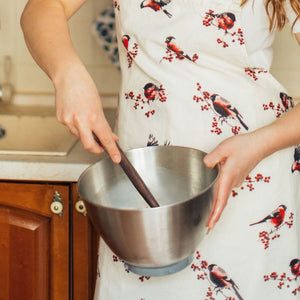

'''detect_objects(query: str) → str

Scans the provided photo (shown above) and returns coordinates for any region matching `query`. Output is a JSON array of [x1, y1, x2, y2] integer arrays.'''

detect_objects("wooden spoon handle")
[[115, 143, 160, 208], [92, 132, 160, 208]]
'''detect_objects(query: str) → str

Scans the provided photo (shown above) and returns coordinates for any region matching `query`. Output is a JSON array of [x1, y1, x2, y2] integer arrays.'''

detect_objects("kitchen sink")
[[0, 114, 77, 156]]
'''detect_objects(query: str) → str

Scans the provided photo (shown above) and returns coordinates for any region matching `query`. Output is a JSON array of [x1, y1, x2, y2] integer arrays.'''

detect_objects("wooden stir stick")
[[92, 133, 160, 208]]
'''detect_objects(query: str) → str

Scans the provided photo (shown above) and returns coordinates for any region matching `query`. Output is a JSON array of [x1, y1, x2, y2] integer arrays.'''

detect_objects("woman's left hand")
[[203, 132, 265, 231]]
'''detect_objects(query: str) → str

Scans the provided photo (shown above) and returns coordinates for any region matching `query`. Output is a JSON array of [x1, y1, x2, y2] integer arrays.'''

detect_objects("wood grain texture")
[[0, 181, 69, 300], [72, 183, 98, 300]]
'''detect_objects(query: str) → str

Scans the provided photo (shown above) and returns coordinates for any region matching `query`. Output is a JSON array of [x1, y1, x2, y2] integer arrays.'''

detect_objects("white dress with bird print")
[[94, 0, 300, 299]]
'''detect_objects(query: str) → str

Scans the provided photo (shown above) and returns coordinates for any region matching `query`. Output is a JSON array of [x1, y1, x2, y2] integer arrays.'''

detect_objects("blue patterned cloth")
[[91, 6, 120, 68]]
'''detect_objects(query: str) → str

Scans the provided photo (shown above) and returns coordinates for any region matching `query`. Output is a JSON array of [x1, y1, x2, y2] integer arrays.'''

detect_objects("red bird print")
[[250, 204, 287, 228], [208, 12, 236, 33], [290, 259, 300, 279], [140, 0, 172, 18], [122, 34, 130, 50], [143, 83, 164, 102], [210, 94, 249, 130], [280, 92, 294, 111], [165, 36, 192, 61], [292, 146, 300, 173], [208, 264, 244, 300]]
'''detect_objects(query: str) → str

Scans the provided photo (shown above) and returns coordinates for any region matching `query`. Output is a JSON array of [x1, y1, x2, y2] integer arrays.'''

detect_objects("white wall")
[[0, 0, 120, 97], [271, 26, 300, 99], [0, 0, 299, 101]]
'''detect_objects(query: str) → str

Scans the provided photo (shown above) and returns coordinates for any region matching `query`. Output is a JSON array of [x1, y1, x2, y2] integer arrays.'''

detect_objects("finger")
[[112, 132, 119, 141], [76, 122, 105, 154], [93, 125, 121, 164], [206, 170, 232, 231], [206, 179, 221, 225], [68, 125, 80, 138]]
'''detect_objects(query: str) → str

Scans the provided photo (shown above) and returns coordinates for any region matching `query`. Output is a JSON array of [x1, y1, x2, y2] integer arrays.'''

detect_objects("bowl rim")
[[77, 145, 220, 212]]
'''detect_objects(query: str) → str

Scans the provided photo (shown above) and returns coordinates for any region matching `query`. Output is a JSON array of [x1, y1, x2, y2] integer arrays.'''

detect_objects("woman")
[[21, 0, 300, 299]]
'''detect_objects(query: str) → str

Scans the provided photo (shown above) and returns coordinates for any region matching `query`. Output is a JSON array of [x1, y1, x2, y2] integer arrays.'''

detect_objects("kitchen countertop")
[[0, 107, 117, 182]]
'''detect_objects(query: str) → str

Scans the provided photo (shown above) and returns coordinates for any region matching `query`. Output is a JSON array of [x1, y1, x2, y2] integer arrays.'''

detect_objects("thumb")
[[203, 148, 225, 169]]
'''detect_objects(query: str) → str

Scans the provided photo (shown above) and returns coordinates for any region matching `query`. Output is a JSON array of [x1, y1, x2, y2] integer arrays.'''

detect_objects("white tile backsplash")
[[0, 0, 299, 102]]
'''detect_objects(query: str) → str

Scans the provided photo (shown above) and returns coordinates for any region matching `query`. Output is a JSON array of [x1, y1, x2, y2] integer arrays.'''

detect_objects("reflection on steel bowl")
[[77, 146, 219, 276]]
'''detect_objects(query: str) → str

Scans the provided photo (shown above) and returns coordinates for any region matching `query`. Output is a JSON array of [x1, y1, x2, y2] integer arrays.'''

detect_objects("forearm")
[[254, 101, 300, 158], [21, 0, 121, 159], [21, 0, 87, 85]]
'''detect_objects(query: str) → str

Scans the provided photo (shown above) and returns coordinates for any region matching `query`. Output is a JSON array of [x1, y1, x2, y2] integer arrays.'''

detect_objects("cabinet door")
[[72, 183, 98, 300], [0, 182, 69, 300]]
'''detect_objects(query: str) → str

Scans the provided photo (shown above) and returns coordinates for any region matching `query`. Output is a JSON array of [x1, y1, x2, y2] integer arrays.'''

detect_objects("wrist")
[[250, 124, 281, 160], [51, 56, 86, 89]]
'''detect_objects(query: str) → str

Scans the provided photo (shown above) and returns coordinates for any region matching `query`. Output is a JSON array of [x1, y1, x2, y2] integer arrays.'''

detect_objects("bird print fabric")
[[208, 264, 244, 300], [292, 145, 300, 173], [250, 204, 287, 228], [290, 259, 300, 279], [250, 204, 294, 250], [140, 0, 172, 18], [210, 94, 249, 130], [93, 0, 300, 299], [207, 11, 236, 33], [165, 36, 193, 61]]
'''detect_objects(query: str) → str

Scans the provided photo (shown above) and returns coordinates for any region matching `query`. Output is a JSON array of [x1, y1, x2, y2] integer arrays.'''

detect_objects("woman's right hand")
[[54, 64, 121, 163]]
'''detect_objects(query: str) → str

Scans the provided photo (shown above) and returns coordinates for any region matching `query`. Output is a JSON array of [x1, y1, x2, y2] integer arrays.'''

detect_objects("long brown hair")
[[241, 0, 300, 30]]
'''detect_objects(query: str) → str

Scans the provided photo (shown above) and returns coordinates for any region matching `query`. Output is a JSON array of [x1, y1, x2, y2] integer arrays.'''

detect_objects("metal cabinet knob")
[[75, 198, 87, 217]]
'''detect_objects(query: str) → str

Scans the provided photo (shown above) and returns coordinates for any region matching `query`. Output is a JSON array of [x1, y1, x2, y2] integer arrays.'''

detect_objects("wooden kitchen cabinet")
[[72, 183, 98, 300], [0, 181, 98, 300]]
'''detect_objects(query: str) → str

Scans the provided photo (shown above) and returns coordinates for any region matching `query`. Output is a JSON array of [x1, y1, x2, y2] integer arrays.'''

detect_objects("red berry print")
[[127, 43, 139, 67], [112, 254, 152, 281], [236, 28, 245, 45], [125, 83, 167, 118], [113, 1, 120, 10], [202, 10, 244, 48], [203, 10, 215, 27], [161, 49, 174, 62], [262, 101, 284, 118], [231, 173, 271, 197], [139, 276, 151, 282], [113, 255, 119, 262], [211, 116, 223, 135], [263, 93, 294, 119], [263, 258, 300, 295], [191, 251, 244, 300], [112, 255, 129, 273], [244, 68, 268, 81], [193, 82, 248, 135]]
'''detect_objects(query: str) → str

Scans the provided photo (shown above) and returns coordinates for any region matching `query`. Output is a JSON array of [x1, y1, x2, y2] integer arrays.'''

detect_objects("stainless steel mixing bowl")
[[77, 146, 218, 276]]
